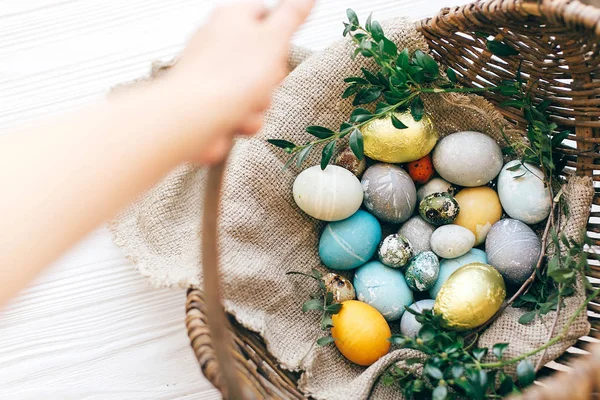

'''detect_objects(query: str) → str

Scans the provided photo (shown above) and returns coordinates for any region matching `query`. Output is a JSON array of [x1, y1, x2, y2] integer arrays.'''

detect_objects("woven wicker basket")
[[185, 0, 600, 398]]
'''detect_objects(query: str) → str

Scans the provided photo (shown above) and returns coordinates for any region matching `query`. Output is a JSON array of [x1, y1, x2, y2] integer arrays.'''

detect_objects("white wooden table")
[[0, 1, 468, 398]]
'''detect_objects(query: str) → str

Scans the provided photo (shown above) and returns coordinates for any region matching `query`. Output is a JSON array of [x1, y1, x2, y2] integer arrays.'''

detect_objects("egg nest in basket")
[[268, 10, 595, 400]]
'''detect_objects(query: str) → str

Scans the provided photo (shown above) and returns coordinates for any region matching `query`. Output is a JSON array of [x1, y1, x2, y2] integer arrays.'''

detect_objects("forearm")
[[0, 76, 221, 305]]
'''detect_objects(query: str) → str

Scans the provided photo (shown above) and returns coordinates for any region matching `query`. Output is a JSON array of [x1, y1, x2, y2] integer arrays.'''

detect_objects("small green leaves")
[[321, 141, 336, 170], [317, 336, 336, 346], [349, 108, 373, 123], [424, 364, 444, 380], [349, 128, 364, 160], [413, 49, 439, 78], [492, 343, 509, 360], [487, 39, 520, 56], [370, 20, 384, 41], [353, 86, 383, 105], [391, 114, 408, 129], [306, 125, 335, 139], [516, 360, 535, 387], [447, 68, 457, 83], [411, 96, 424, 121]]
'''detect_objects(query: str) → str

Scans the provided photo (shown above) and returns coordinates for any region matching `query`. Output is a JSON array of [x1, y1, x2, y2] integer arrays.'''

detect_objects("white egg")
[[293, 165, 363, 221], [497, 161, 552, 224], [432, 131, 503, 187], [430, 224, 476, 259]]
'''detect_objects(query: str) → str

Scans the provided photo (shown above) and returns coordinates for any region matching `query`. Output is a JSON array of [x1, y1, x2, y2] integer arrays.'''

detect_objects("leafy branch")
[[268, 10, 516, 170], [286, 269, 342, 346]]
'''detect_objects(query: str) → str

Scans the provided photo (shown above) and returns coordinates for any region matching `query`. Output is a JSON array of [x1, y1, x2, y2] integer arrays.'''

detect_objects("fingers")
[[239, 112, 265, 136], [266, 0, 315, 39], [212, 0, 266, 22]]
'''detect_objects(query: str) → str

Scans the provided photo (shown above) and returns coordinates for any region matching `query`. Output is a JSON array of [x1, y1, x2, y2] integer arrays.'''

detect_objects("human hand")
[[161, 0, 315, 165]]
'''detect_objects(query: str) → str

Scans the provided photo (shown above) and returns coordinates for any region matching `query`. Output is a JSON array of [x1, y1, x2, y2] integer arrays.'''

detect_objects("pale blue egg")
[[429, 248, 487, 298], [400, 299, 436, 338], [319, 210, 382, 270], [354, 261, 413, 321]]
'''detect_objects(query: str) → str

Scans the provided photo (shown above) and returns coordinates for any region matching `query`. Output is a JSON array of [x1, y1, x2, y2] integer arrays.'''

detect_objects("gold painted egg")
[[433, 262, 506, 331], [361, 111, 438, 163], [454, 186, 502, 245]]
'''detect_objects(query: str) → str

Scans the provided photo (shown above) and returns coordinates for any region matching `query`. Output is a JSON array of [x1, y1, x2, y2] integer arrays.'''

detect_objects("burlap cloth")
[[110, 18, 594, 399]]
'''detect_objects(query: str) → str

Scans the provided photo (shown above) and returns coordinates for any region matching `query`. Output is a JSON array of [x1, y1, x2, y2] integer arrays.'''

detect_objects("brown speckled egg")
[[322, 273, 356, 303]]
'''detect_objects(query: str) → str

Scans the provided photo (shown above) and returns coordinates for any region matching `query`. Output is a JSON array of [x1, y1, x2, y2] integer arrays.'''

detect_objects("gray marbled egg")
[[432, 131, 503, 187], [486, 219, 541, 286], [361, 164, 417, 224], [378, 234, 413, 269], [398, 216, 435, 255], [400, 299, 436, 338], [404, 251, 440, 291]]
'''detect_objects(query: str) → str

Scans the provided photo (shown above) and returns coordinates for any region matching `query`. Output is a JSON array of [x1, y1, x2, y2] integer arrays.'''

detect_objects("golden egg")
[[361, 111, 438, 163], [454, 186, 502, 245], [433, 263, 506, 331], [331, 300, 391, 366]]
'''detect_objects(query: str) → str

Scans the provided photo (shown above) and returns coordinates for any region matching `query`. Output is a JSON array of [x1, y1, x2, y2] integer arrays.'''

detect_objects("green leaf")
[[349, 109, 373, 123], [306, 126, 335, 139], [516, 360, 535, 387], [370, 20, 384, 41], [500, 85, 520, 96], [501, 99, 526, 108], [296, 145, 313, 168], [320, 141, 336, 170], [268, 139, 296, 150], [446, 68, 457, 83], [418, 324, 436, 342], [492, 343, 509, 360], [487, 39, 520, 56], [519, 310, 537, 325], [432, 385, 448, 400], [341, 85, 359, 99], [365, 13, 373, 32], [349, 128, 364, 161], [321, 313, 334, 329], [283, 153, 298, 170], [346, 8, 358, 26], [317, 336, 335, 346], [472, 347, 488, 362], [397, 49, 410, 71], [424, 364, 443, 380], [326, 303, 343, 313], [361, 68, 380, 85], [325, 291, 334, 305], [382, 37, 398, 56], [519, 293, 538, 303], [410, 96, 424, 121], [353, 86, 383, 105], [451, 364, 464, 379], [498, 374, 516, 396], [507, 162, 523, 172], [302, 298, 323, 312], [391, 114, 408, 129], [342, 22, 352, 37]]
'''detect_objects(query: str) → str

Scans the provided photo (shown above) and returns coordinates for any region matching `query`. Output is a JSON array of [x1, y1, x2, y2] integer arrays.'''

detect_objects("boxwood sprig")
[[268, 9, 517, 170]]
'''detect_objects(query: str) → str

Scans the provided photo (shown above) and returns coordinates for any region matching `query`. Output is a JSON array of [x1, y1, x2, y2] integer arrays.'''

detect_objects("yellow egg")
[[454, 186, 502, 245], [361, 111, 438, 163], [331, 300, 391, 366], [433, 262, 506, 330]]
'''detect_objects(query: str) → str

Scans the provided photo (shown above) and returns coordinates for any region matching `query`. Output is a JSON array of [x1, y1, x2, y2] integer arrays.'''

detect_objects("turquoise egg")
[[429, 248, 487, 298], [319, 210, 382, 270], [354, 261, 413, 321]]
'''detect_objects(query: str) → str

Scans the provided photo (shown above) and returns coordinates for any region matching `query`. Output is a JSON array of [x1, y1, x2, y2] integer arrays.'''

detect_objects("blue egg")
[[319, 210, 382, 270], [354, 261, 413, 321], [429, 248, 487, 298]]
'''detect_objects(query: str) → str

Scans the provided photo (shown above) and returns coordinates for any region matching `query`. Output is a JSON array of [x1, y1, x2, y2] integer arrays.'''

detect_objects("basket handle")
[[200, 45, 313, 400]]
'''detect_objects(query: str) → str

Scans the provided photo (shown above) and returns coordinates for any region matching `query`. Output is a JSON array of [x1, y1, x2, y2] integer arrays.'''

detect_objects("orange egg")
[[331, 300, 391, 366], [407, 154, 434, 184]]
